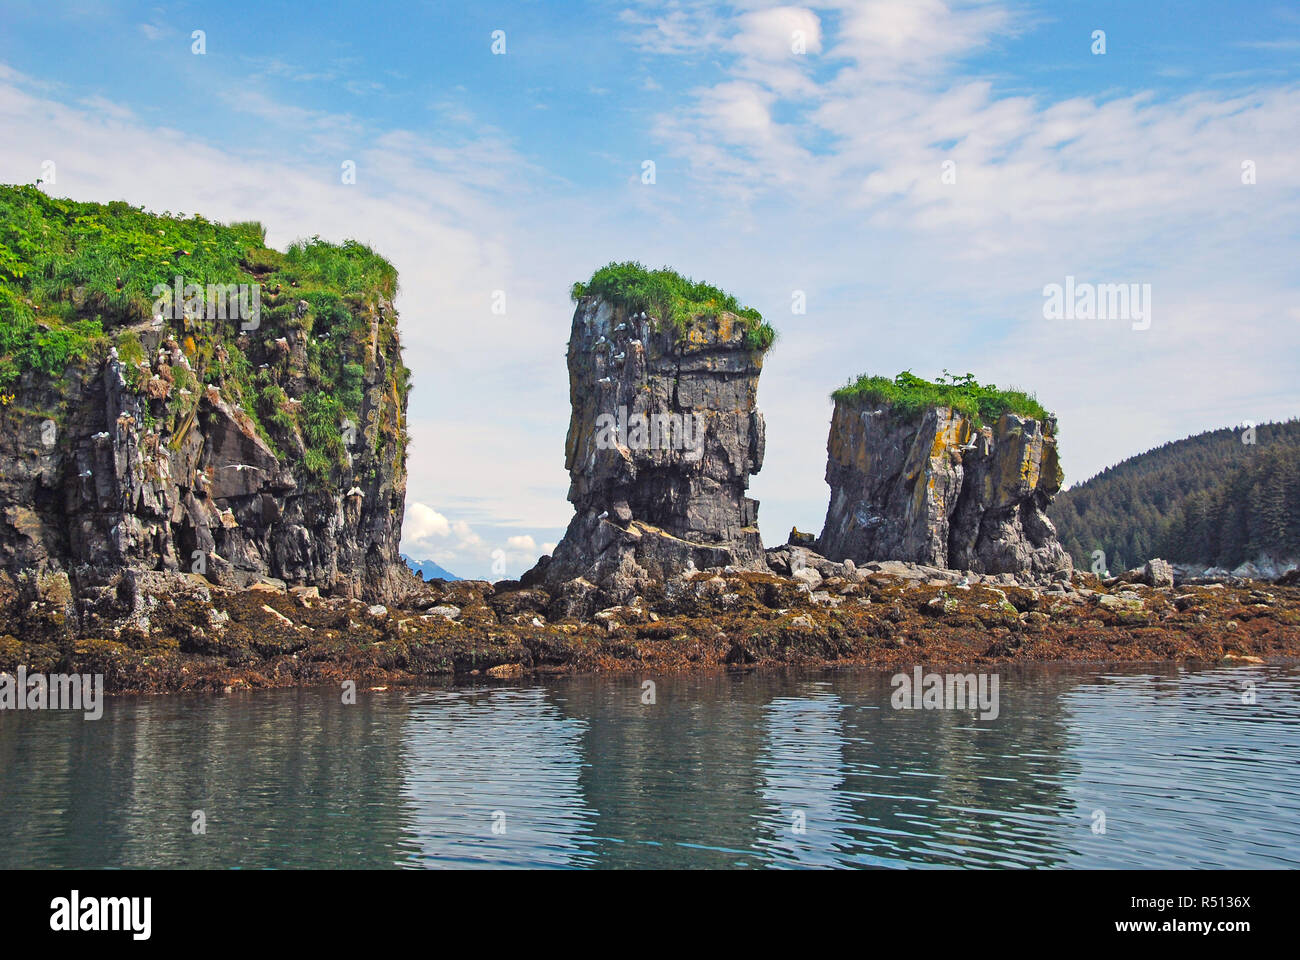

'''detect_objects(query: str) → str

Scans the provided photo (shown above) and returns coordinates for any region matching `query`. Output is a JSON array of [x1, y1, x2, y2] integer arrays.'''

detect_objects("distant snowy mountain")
[[402, 555, 461, 582]]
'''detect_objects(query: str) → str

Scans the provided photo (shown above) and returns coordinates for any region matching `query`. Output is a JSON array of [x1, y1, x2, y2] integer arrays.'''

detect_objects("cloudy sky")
[[2, 0, 1297, 579]]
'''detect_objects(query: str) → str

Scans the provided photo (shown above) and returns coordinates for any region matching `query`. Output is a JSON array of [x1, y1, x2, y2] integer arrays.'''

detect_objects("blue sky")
[[3, 0, 1298, 578]]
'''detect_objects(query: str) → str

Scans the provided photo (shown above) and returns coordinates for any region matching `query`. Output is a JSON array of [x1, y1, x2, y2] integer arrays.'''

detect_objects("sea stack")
[[525, 265, 773, 606], [817, 374, 1072, 578]]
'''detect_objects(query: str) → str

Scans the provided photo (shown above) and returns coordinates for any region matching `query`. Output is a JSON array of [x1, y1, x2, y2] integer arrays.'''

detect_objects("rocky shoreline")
[[4, 551, 1295, 694]]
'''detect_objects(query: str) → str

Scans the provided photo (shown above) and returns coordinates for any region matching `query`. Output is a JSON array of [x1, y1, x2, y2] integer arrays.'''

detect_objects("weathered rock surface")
[[818, 399, 1071, 578], [0, 302, 414, 611], [524, 297, 767, 605]]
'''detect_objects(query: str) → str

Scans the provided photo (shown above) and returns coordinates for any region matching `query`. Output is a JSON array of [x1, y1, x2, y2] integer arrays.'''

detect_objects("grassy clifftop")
[[571, 260, 776, 353], [834, 370, 1050, 429], [0, 183, 408, 485]]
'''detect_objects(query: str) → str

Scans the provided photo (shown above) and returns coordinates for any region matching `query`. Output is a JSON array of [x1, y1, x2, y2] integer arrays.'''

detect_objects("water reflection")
[[399, 687, 593, 868], [0, 664, 1296, 868]]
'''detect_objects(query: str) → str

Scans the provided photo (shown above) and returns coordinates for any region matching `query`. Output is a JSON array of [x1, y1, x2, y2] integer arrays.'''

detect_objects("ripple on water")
[[0, 665, 1296, 868]]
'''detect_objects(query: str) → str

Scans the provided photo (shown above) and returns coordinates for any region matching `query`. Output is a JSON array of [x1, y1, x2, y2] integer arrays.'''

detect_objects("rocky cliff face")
[[0, 303, 412, 612], [0, 190, 413, 613], [524, 296, 767, 605], [818, 399, 1071, 577]]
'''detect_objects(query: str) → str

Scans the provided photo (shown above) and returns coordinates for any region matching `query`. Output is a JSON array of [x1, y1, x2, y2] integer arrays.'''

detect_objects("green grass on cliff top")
[[0, 183, 397, 385], [0, 183, 395, 319], [834, 370, 1051, 428], [570, 261, 776, 353], [0, 183, 406, 485]]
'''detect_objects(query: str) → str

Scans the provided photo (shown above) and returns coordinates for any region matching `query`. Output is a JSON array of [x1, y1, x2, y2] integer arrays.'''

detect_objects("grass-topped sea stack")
[[818, 371, 1072, 578], [0, 185, 412, 612], [524, 262, 775, 610]]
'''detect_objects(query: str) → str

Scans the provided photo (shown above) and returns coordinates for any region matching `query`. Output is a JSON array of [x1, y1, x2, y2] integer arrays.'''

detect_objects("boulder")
[[1140, 558, 1175, 588]]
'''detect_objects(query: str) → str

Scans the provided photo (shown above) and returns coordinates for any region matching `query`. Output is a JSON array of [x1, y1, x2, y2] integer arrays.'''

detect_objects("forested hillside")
[[1050, 420, 1300, 572]]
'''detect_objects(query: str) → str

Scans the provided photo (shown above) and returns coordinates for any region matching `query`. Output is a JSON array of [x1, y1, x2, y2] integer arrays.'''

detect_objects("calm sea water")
[[1, 663, 1296, 869]]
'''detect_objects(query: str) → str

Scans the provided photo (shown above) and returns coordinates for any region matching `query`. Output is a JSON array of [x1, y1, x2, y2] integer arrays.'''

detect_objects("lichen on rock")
[[818, 374, 1072, 579]]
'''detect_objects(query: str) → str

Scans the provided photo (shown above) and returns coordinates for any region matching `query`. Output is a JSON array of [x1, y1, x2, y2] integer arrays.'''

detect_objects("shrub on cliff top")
[[570, 261, 776, 353], [834, 370, 1051, 428]]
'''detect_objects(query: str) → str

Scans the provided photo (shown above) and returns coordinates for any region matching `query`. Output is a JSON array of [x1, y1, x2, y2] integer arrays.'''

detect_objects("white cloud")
[[451, 521, 482, 547], [620, 0, 727, 54], [733, 6, 822, 60], [404, 503, 451, 543], [829, 0, 1012, 76], [506, 535, 537, 551]]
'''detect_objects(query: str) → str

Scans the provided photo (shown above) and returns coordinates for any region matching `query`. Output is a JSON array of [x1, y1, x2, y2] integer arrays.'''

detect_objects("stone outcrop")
[[0, 301, 414, 612], [523, 297, 767, 605], [818, 399, 1072, 578]]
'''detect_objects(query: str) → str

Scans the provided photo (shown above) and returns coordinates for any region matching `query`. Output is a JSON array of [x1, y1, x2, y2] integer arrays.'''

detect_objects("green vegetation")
[[0, 182, 407, 488], [833, 370, 1050, 428], [0, 316, 103, 389], [570, 260, 776, 353], [1051, 419, 1300, 571]]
